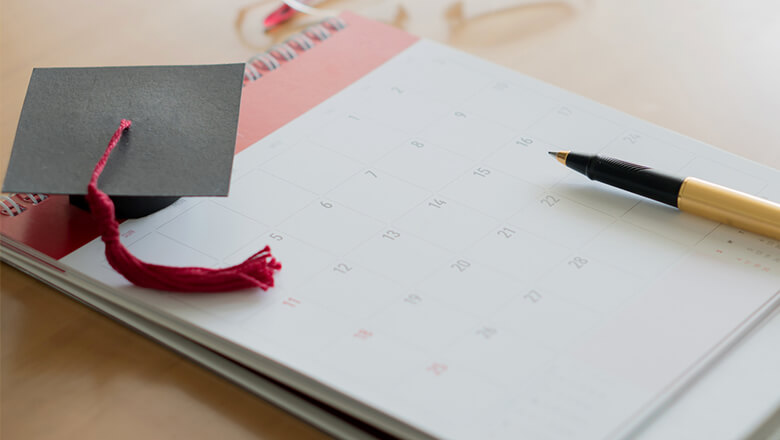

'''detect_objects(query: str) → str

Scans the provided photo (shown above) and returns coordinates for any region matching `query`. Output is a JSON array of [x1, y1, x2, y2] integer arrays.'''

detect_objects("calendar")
[[59, 37, 780, 439]]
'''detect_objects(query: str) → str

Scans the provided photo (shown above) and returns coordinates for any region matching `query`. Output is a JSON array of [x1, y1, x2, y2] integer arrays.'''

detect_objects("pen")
[[548, 151, 780, 240]]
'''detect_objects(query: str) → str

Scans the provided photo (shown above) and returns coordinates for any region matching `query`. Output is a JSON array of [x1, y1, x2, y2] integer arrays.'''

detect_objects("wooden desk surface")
[[2, 1, 779, 438]]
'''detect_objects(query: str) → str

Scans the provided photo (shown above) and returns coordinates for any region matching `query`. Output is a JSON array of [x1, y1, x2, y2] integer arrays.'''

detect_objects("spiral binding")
[[0, 193, 48, 217], [243, 16, 347, 84]]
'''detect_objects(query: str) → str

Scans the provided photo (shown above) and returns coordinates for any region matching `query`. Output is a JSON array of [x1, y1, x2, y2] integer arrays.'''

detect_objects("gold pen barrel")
[[678, 177, 780, 240]]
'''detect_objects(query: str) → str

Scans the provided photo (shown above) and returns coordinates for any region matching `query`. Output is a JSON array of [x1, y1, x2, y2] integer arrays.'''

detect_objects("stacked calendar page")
[[3, 13, 779, 440]]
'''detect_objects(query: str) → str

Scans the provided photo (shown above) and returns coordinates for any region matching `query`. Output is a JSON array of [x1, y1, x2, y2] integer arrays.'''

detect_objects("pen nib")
[[548, 151, 569, 165]]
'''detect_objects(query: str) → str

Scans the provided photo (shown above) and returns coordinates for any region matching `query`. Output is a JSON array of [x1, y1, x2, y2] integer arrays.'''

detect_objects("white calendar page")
[[62, 40, 780, 440]]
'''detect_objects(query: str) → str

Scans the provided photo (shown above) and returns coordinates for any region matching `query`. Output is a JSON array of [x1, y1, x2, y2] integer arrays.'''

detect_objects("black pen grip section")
[[566, 153, 684, 207], [590, 156, 683, 207]]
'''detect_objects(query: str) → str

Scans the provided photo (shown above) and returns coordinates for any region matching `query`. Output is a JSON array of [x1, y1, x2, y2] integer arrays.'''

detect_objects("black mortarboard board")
[[3, 64, 244, 218]]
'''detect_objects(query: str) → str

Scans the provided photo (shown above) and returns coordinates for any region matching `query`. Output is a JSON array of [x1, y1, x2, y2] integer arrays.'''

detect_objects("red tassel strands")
[[85, 119, 281, 292]]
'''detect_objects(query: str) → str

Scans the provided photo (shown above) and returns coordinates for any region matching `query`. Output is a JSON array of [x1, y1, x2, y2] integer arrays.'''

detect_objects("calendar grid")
[[60, 39, 780, 440]]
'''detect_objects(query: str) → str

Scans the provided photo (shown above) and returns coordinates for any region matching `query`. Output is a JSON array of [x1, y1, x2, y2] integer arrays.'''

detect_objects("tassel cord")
[[85, 119, 280, 292]]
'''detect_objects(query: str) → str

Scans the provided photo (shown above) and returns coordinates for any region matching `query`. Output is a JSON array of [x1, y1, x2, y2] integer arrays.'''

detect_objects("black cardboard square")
[[3, 64, 245, 215]]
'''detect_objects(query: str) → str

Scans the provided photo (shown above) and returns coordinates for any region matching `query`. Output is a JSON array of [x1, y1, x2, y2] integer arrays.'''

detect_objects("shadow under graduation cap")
[[3, 63, 245, 218]]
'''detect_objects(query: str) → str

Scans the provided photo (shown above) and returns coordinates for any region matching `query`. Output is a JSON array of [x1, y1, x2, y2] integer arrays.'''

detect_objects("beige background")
[[2, 1, 779, 438]]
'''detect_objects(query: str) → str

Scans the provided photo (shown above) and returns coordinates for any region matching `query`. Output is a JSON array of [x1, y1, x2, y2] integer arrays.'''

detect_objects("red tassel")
[[85, 119, 281, 292]]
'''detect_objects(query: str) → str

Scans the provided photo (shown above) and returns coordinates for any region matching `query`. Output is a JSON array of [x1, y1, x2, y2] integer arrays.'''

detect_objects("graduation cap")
[[2, 63, 282, 292], [3, 64, 245, 218]]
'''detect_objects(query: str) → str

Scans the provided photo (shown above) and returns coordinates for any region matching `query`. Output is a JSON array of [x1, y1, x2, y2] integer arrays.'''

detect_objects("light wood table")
[[2, 1, 779, 438]]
